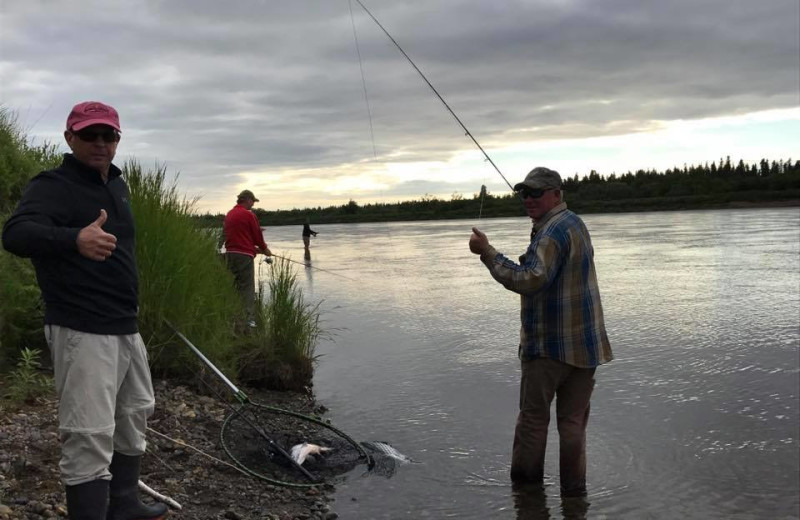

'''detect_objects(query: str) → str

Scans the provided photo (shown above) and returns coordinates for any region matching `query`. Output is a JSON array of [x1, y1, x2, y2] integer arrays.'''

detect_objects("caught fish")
[[360, 441, 414, 463], [290, 442, 333, 465]]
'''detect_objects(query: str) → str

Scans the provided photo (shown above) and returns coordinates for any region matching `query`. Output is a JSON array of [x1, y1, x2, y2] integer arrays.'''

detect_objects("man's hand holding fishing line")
[[258, 244, 273, 263], [77, 209, 117, 261], [469, 227, 492, 256]]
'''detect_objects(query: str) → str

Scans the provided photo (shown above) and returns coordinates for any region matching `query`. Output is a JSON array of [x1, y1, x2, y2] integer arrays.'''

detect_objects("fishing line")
[[352, 0, 517, 194], [263, 254, 358, 282], [348, 0, 379, 161], [478, 177, 487, 220], [347, 0, 404, 278], [276, 254, 357, 281]]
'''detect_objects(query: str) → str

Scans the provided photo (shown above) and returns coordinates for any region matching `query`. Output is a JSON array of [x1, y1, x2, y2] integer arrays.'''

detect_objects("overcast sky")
[[2, 0, 798, 213]]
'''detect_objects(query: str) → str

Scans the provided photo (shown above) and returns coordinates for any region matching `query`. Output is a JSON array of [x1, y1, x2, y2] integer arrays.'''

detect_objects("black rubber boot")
[[106, 452, 168, 520], [65, 479, 109, 520]]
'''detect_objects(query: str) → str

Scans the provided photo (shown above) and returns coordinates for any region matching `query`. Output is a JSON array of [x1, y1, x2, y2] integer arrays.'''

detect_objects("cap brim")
[[514, 181, 545, 191], [71, 119, 121, 132], [514, 180, 560, 191]]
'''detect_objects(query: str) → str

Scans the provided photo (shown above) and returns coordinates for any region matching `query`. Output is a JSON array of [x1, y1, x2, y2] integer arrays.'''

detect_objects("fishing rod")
[[353, 0, 517, 194], [164, 320, 319, 483], [265, 254, 358, 282]]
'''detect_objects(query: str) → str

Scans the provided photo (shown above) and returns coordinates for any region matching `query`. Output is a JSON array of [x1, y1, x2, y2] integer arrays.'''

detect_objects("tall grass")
[[0, 107, 61, 215], [0, 107, 61, 366], [126, 161, 325, 390], [123, 160, 242, 378], [236, 256, 325, 391]]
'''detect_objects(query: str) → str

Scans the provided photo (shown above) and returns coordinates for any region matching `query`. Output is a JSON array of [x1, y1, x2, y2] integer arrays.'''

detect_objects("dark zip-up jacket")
[[2, 154, 139, 334]]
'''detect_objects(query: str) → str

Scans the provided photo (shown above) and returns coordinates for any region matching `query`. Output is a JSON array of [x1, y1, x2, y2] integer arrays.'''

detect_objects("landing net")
[[220, 402, 372, 487]]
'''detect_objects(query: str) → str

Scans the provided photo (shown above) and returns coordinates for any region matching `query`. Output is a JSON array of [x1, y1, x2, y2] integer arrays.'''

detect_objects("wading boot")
[[65, 479, 109, 520], [106, 452, 168, 520]]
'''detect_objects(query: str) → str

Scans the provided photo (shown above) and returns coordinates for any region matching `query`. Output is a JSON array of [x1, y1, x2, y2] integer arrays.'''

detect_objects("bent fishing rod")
[[353, 0, 517, 195], [164, 320, 319, 482]]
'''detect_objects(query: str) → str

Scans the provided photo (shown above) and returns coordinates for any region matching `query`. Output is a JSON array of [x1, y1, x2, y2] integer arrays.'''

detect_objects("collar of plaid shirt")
[[532, 202, 568, 235]]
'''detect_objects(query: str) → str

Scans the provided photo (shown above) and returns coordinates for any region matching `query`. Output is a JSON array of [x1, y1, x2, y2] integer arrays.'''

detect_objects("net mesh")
[[221, 402, 370, 486]]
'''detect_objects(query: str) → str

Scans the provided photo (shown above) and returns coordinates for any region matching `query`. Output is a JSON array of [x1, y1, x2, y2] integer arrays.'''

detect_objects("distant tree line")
[[193, 157, 800, 227]]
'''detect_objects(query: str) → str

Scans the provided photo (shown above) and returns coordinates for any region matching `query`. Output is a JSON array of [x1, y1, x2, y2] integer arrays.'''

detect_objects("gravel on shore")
[[0, 379, 342, 520]]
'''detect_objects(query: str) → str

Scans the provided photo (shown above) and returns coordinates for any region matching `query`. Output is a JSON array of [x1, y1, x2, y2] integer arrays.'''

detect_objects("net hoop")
[[220, 402, 373, 488]]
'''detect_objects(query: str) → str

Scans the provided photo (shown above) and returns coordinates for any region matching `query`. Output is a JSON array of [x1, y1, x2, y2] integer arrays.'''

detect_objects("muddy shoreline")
[[0, 380, 343, 520]]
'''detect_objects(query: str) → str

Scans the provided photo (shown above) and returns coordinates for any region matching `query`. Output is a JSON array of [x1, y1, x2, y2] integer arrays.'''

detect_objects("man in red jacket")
[[223, 189, 272, 328]]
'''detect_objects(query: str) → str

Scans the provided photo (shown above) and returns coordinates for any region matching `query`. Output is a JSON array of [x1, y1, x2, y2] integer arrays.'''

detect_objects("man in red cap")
[[2, 102, 168, 519], [223, 189, 272, 328]]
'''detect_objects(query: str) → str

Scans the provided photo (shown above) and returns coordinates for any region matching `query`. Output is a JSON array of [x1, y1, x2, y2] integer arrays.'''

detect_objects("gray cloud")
[[2, 0, 798, 210]]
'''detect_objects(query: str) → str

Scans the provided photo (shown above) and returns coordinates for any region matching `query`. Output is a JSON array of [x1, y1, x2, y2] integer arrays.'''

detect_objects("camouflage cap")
[[513, 167, 562, 191]]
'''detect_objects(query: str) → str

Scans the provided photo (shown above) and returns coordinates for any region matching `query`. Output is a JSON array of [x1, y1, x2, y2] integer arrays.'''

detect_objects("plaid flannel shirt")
[[480, 203, 613, 368]]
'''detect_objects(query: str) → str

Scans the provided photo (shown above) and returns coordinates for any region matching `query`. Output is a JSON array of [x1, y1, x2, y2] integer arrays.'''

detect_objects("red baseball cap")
[[66, 101, 121, 132]]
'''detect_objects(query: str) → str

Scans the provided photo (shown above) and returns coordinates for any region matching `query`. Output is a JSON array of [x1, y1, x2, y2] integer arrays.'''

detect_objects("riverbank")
[[0, 381, 340, 520]]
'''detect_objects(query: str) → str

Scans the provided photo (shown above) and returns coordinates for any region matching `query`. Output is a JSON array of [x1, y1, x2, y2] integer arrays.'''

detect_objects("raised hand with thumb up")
[[77, 209, 117, 261], [469, 227, 491, 255]]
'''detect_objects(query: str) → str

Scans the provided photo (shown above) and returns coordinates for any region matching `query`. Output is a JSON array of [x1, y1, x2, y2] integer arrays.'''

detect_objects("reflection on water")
[[303, 250, 313, 284], [260, 208, 800, 519], [512, 483, 591, 520]]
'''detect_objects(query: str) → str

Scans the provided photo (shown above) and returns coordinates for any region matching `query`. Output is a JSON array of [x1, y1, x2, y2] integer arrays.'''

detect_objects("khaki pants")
[[510, 358, 596, 496], [225, 252, 255, 321], [45, 325, 155, 486]]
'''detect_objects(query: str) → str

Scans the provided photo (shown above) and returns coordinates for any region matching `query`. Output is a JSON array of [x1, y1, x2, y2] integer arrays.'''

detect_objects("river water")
[[260, 207, 800, 520]]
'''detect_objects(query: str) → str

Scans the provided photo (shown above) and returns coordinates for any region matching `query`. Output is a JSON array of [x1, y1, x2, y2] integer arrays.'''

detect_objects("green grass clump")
[[3, 348, 53, 406], [236, 256, 325, 391]]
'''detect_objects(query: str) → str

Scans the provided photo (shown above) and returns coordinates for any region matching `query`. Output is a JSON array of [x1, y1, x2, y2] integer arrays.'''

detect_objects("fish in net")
[[220, 402, 372, 486]]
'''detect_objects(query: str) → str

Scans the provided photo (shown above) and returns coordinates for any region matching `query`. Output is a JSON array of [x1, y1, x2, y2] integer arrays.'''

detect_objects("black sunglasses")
[[517, 187, 552, 199], [72, 128, 120, 143]]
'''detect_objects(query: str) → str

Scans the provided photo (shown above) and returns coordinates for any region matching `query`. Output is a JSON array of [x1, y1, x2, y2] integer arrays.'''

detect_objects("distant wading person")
[[1, 101, 168, 519], [302, 220, 318, 253], [223, 189, 272, 328], [468, 167, 613, 497]]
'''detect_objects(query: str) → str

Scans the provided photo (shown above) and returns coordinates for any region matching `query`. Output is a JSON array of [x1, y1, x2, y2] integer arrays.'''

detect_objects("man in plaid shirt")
[[469, 166, 613, 497]]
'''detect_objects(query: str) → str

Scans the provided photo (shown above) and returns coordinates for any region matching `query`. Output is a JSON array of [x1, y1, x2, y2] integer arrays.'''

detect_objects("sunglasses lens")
[[519, 188, 545, 199], [75, 130, 119, 143]]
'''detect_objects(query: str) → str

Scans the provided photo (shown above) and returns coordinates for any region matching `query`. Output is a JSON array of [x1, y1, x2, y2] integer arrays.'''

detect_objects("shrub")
[[0, 248, 45, 367], [3, 348, 52, 406]]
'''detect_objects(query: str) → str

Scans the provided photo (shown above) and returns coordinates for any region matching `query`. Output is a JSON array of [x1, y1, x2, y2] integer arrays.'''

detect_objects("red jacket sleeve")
[[250, 212, 268, 251]]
